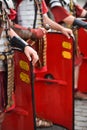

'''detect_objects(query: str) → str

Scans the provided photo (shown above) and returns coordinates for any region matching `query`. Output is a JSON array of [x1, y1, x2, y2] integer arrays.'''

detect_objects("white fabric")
[[17, 0, 42, 28]]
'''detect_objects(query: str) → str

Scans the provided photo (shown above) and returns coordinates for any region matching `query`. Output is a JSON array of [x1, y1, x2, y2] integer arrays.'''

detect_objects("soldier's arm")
[[11, 23, 46, 40], [8, 28, 39, 65]]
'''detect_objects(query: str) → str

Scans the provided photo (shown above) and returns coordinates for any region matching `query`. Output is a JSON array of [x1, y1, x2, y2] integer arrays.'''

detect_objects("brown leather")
[[74, 91, 87, 100]]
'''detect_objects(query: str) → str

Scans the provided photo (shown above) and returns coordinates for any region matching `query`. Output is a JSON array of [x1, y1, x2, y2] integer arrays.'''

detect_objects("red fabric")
[[8, 9, 17, 20], [51, 6, 70, 23], [50, 4, 84, 23], [75, 5, 84, 17], [42, 0, 48, 14], [30, 28, 45, 39]]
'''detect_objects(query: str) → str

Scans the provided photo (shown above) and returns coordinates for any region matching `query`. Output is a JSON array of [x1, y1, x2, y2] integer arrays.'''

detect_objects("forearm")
[[43, 14, 64, 32], [8, 28, 39, 65], [11, 24, 32, 40], [11, 24, 45, 40], [73, 18, 87, 29], [8, 28, 28, 51]]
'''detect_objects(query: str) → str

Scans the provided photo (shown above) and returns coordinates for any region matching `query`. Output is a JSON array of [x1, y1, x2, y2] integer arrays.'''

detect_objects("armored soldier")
[[0, 0, 40, 129], [17, 0, 72, 35], [45, 0, 87, 100], [17, 0, 73, 74], [16, 0, 73, 127], [45, 0, 87, 27]]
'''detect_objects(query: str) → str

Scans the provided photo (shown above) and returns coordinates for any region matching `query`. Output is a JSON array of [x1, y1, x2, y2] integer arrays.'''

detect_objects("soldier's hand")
[[61, 27, 73, 39], [24, 46, 39, 65]]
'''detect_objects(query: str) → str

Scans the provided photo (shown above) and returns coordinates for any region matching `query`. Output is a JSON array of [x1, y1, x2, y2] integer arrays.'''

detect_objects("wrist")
[[24, 44, 30, 52], [10, 36, 28, 52], [59, 26, 64, 32]]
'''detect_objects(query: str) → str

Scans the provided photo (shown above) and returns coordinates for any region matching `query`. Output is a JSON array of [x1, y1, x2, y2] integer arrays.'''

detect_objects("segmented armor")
[[18, 0, 42, 28]]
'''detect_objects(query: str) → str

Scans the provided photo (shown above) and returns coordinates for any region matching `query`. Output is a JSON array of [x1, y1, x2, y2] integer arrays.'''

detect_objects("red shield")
[[35, 32, 74, 130], [2, 52, 35, 130]]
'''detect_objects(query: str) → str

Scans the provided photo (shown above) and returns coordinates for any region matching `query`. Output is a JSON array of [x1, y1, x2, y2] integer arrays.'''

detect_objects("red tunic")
[[51, 4, 83, 23]]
